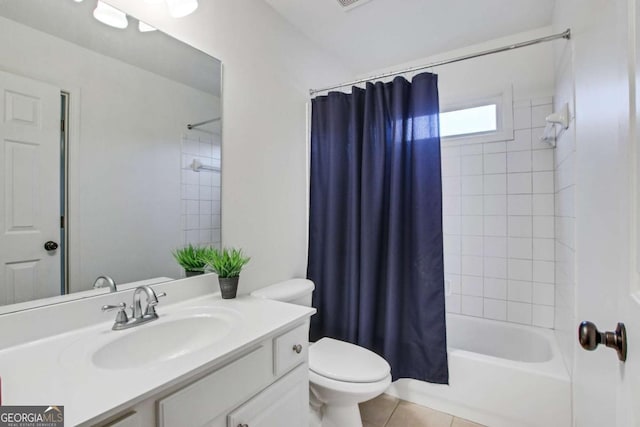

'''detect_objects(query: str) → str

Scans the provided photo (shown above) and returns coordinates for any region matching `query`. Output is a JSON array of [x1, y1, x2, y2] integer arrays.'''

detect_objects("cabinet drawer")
[[158, 345, 272, 427], [273, 323, 308, 376]]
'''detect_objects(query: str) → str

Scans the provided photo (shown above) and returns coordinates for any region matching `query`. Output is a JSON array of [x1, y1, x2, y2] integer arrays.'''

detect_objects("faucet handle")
[[144, 292, 167, 316], [102, 302, 129, 325]]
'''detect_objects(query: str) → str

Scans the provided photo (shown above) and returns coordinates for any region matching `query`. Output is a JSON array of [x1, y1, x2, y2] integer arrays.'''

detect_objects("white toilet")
[[251, 279, 391, 427]]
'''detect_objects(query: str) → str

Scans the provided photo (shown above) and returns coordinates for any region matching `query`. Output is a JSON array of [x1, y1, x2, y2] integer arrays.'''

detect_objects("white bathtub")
[[387, 314, 571, 427]]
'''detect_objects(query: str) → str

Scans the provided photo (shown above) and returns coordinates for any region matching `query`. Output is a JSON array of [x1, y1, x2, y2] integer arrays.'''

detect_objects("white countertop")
[[0, 293, 315, 426]]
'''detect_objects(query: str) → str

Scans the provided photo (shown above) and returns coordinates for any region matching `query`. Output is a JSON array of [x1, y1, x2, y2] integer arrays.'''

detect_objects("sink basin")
[[91, 312, 235, 370]]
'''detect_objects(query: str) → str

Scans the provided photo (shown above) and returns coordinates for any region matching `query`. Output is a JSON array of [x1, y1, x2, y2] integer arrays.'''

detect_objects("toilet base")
[[321, 403, 362, 427]]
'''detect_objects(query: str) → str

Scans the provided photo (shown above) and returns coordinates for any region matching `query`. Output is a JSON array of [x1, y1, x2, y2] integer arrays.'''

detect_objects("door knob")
[[578, 321, 627, 362], [44, 241, 59, 251]]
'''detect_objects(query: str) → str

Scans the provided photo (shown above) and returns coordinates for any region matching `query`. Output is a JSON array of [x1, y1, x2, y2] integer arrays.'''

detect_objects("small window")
[[440, 104, 498, 138]]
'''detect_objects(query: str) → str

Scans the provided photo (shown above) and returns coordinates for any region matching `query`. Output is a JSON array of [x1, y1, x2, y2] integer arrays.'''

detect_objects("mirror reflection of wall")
[[0, 0, 222, 309]]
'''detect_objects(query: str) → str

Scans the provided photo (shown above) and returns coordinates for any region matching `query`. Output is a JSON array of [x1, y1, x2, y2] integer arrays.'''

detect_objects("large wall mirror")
[[0, 0, 222, 312]]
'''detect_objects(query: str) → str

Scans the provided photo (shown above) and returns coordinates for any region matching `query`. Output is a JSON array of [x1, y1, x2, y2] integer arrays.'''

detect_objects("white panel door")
[[0, 70, 60, 305]]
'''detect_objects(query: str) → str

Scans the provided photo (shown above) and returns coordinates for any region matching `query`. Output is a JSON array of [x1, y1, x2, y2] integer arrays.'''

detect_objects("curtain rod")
[[309, 28, 571, 96], [187, 117, 221, 130]]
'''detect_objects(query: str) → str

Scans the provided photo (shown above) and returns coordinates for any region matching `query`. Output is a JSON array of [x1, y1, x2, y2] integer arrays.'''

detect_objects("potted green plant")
[[172, 244, 211, 277], [205, 248, 250, 299]]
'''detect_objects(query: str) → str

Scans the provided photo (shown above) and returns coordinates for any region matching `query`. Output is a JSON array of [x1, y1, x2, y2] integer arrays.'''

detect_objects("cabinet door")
[[227, 364, 308, 427]]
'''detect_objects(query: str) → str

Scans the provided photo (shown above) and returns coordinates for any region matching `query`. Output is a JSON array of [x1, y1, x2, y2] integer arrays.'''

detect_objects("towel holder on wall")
[[190, 159, 220, 172]]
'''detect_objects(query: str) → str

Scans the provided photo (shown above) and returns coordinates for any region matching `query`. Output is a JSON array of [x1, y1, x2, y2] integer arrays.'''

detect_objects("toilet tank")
[[250, 279, 315, 306]]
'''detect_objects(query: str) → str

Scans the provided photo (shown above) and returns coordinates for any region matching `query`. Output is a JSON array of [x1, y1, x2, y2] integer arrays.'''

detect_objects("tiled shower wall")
[[180, 132, 222, 257], [442, 97, 556, 328]]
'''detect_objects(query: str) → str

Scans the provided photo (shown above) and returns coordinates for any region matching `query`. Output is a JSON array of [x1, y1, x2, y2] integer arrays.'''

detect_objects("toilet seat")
[[309, 337, 390, 383]]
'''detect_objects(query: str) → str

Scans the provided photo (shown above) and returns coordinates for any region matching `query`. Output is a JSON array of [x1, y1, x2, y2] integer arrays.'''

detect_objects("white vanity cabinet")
[[94, 322, 309, 427]]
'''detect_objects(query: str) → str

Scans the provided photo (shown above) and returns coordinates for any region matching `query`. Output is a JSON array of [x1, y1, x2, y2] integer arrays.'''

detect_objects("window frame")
[[440, 87, 514, 145]]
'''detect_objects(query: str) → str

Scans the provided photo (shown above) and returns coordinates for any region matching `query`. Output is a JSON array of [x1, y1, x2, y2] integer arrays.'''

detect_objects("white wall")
[[0, 16, 220, 290], [553, 0, 633, 426], [104, 0, 353, 294]]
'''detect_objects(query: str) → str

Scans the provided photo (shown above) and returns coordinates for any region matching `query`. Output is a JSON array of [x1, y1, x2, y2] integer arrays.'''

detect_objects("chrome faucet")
[[102, 285, 166, 330], [93, 275, 117, 292]]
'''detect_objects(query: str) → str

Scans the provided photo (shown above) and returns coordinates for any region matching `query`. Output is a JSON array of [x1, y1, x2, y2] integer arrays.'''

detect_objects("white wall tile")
[[533, 194, 554, 216], [443, 235, 461, 254], [443, 196, 461, 215], [446, 274, 461, 294], [483, 141, 506, 154], [484, 216, 507, 237], [484, 174, 507, 194], [484, 236, 507, 257], [461, 215, 483, 236], [461, 295, 484, 317], [442, 146, 461, 158], [484, 278, 507, 299], [514, 106, 532, 129], [507, 301, 532, 325], [461, 155, 483, 175], [441, 156, 461, 177], [508, 259, 533, 281], [508, 280, 532, 302], [461, 236, 483, 256], [508, 237, 533, 259], [446, 294, 461, 313], [461, 275, 483, 296], [460, 144, 483, 156], [533, 260, 555, 283], [484, 153, 506, 174], [533, 238, 555, 261], [507, 151, 532, 173], [483, 195, 506, 215], [442, 177, 461, 195], [508, 172, 532, 194], [484, 257, 507, 279], [533, 216, 555, 238], [461, 176, 483, 195], [443, 215, 461, 235], [199, 201, 212, 215], [532, 150, 554, 171], [444, 254, 460, 274], [484, 299, 507, 320], [461, 256, 483, 276], [508, 129, 532, 152], [508, 216, 532, 237], [508, 195, 532, 215], [533, 283, 555, 305], [532, 304, 554, 328], [461, 196, 484, 216]]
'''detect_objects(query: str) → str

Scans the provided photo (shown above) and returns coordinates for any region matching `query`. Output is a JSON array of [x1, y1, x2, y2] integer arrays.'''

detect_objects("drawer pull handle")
[[292, 344, 303, 354], [237, 424, 248, 427]]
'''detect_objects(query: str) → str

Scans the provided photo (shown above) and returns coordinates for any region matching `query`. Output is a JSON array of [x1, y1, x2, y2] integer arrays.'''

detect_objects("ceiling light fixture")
[[164, 0, 198, 18], [93, 1, 128, 29]]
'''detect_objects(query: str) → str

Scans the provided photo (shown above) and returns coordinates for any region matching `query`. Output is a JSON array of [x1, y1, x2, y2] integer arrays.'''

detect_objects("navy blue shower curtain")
[[307, 72, 448, 384]]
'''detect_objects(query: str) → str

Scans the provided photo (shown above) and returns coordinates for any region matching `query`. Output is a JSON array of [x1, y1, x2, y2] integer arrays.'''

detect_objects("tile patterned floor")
[[359, 394, 486, 427]]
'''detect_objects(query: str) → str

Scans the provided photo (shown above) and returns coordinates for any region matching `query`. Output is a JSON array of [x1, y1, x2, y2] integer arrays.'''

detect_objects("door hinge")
[[60, 119, 65, 132], [60, 216, 64, 229]]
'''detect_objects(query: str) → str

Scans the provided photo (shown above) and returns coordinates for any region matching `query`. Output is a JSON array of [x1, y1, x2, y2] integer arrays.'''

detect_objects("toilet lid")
[[309, 338, 391, 383]]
